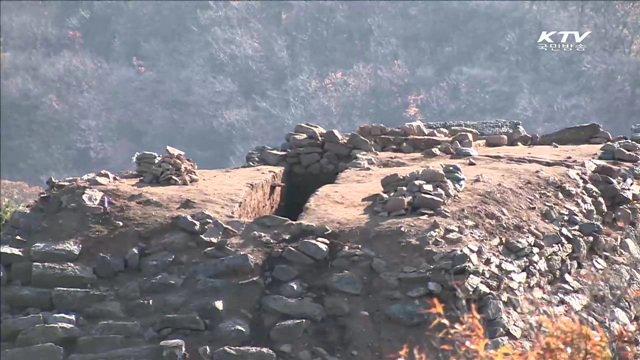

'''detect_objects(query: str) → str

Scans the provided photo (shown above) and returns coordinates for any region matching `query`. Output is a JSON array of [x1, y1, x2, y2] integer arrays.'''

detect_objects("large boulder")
[[538, 123, 603, 145], [1, 245, 28, 265], [4, 286, 53, 310], [94, 254, 125, 279], [614, 148, 640, 163], [401, 121, 428, 136], [66, 345, 162, 360], [92, 321, 145, 338], [75, 335, 142, 354], [2, 343, 64, 360], [293, 123, 326, 140], [405, 136, 446, 150], [191, 254, 255, 278], [213, 346, 277, 360], [30, 242, 81, 263], [324, 142, 353, 157], [261, 295, 326, 321], [327, 271, 363, 295], [154, 313, 205, 331], [140, 251, 174, 276], [269, 319, 309, 343], [31, 263, 97, 288], [346, 133, 372, 152], [324, 130, 344, 143], [413, 194, 444, 210], [52, 288, 111, 312], [1, 314, 45, 341], [297, 240, 329, 260], [15, 323, 84, 347], [261, 150, 286, 166], [83, 301, 126, 319], [216, 319, 251, 346], [483, 135, 509, 147]]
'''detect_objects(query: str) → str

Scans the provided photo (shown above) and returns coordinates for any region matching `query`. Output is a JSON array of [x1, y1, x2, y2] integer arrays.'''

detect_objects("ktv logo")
[[537, 31, 591, 52]]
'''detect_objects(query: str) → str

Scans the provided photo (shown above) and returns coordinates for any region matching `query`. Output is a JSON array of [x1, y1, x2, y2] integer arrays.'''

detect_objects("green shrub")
[[0, 200, 19, 233]]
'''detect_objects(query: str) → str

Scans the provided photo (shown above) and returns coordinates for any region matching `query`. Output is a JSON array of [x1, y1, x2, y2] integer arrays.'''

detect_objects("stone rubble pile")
[[135, 146, 200, 185], [246, 123, 374, 176], [420, 119, 525, 136], [42, 179, 111, 215], [246, 121, 532, 172], [598, 140, 640, 163], [357, 120, 530, 153], [356, 122, 475, 155], [46, 170, 118, 192], [3, 194, 638, 360], [583, 162, 639, 229], [374, 165, 465, 217], [134, 152, 160, 175], [247, 121, 629, 173]]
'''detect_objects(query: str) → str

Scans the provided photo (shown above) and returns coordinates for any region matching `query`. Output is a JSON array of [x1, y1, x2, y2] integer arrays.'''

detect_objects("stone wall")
[[246, 120, 638, 172], [246, 124, 376, 176], [419, 119, 524, 136], [246, 120, 534, 174]]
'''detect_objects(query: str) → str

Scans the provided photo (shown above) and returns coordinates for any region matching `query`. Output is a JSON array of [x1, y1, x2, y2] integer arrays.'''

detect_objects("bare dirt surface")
[[301, 145, 605, 233], [104, 167, 285, 222], [16, 167, 283, 262]]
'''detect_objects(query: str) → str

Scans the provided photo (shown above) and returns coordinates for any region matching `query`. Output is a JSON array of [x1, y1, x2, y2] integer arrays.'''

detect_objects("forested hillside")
[[1, 1, 638, 184]]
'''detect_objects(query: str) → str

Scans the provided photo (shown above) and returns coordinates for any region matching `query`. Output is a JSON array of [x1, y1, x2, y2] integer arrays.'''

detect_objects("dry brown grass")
[[391, 296, 637, 360], [0, 179, 43, 206]]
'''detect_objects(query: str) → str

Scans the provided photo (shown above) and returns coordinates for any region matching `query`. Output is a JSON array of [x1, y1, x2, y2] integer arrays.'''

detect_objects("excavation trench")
[[276, 171, 338, 221], [233, 167, 337, 221]]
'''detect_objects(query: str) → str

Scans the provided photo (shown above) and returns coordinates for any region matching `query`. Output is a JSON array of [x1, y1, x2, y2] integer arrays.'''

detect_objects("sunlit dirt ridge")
[[0, 121, 638, 360]]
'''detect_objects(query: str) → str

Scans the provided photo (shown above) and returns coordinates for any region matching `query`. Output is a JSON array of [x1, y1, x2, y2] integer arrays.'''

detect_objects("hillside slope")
[[1, 122, 639, 360]]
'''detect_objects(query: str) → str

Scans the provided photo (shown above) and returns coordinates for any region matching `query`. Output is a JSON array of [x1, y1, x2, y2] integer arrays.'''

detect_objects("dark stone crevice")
[[276, 170, 338, 221]]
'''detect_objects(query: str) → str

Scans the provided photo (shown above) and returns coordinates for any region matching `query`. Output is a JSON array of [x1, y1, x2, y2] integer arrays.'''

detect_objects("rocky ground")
[[1, 122, 639, 360]]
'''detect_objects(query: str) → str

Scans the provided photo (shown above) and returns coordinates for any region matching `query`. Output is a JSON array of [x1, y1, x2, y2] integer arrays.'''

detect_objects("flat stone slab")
[[261, 295, 325, 322], [1, 246, 28, 265], [2, 343, 64, 360], [75, 335, 143, 354], [31, 263, 97, 288], [67, 345, 162, 360], [213, 346, 277, 360], [327, 271, 363, 295], [91, 321, 145, 338], [30, 241, 82, 263], [154, 313, 205, 331], [191, 254, 255, 278], [1, 314, 44, 341], [4, 286, 53, 310], [52, 287, 111, 312], [15, 323, 84, 347]]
